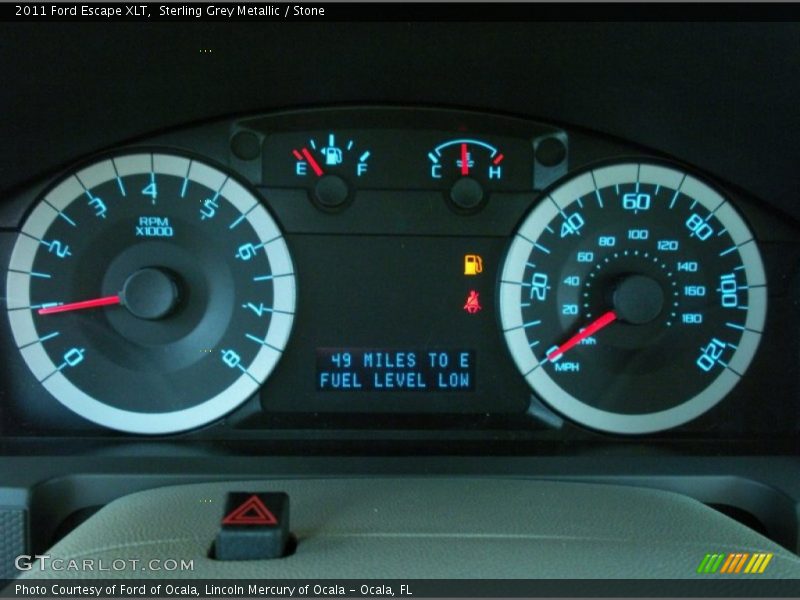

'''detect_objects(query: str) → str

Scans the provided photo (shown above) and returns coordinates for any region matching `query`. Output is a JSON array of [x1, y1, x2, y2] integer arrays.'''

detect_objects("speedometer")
[[6, 152, 295, 434], [499, 162, 766, 434]]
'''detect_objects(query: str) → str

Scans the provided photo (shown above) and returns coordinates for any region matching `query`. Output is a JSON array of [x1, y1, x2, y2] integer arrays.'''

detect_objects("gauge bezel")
[[499, 160, 767, 434], [6, 149, 296, 434]]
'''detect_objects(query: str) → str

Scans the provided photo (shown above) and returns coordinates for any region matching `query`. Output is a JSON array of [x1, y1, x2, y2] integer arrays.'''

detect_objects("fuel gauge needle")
[[300, 147, 324, 177], [38, 294, 122, 315], [546, 310, 617, 361]]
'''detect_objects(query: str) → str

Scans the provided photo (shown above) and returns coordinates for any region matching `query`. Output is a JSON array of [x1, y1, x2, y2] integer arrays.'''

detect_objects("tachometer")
[[6, 152, 295, 434], [499, 162, 766, 434]]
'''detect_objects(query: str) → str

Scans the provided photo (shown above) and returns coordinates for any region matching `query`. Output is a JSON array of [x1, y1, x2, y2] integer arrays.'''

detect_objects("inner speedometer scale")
[[499, 162, 766, 434], [6, 152, 295, 434]]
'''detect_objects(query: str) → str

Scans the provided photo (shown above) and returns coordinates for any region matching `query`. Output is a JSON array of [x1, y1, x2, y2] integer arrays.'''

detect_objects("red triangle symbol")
[[222, 495, 278, 526]]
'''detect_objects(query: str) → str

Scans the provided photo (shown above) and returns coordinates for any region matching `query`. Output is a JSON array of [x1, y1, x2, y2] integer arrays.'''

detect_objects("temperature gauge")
[[427, 138, 508, 212], [428, 138, 505, 182]]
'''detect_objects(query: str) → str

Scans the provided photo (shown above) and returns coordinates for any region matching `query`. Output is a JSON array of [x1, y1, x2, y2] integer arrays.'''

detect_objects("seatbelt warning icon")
[[464, 291, 482, 314]]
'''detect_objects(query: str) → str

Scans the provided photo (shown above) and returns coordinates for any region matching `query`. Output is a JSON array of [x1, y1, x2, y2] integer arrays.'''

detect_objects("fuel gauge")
[[291, 133, 371, 210], [293, 133, 371, 179]]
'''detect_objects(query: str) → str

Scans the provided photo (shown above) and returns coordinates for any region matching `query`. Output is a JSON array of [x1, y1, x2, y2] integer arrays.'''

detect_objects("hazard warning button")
[[214, 492, 290, 560]]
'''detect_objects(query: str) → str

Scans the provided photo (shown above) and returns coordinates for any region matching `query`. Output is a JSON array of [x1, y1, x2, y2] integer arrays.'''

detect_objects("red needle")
[[460, 143, 469, 175], [38, 295, 122, 315], [301, 147, 324, 177], [546, 310, 617, 362]]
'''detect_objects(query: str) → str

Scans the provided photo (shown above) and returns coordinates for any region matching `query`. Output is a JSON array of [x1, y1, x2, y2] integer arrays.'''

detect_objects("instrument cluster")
[[0, 107, 797, 448]]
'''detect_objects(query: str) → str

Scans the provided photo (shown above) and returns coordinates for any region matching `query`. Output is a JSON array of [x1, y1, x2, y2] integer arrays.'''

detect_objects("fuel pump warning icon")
[[464, 254, 483, 276]]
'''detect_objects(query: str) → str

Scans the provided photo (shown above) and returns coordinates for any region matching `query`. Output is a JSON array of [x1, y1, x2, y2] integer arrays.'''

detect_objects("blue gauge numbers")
[[499, 163, 767, 434], [3, 147, 769, 437], [6, 153, 296, 434]]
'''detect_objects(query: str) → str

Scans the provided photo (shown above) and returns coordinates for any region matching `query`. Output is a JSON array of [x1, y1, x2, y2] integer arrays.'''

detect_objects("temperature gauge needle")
[[546, 310, 617, 362], [38, 294, 122, 315], [300, 147, 324, 177]]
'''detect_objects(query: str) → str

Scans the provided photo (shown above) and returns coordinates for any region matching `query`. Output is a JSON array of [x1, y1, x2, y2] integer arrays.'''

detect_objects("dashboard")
[[1, 17, 800, 583], [1, 105, 797, 445]]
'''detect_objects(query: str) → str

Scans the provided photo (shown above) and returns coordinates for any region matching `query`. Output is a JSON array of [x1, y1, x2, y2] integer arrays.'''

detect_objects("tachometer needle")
[[300, 147, 324, 177], [546, 310, 617, 362], [38, 294, 122, 315], [460, 143, 469, 175]]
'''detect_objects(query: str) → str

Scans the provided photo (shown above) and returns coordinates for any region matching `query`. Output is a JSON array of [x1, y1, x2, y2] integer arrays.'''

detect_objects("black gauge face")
[[6, 153, 296, 434], [499, 163, 767, 434]]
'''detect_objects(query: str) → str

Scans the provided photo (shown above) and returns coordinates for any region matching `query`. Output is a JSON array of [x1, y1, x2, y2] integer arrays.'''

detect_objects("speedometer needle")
[[38, 294, 122, 315], [300, 147, 324, 177], [546, 310, 617, 362]]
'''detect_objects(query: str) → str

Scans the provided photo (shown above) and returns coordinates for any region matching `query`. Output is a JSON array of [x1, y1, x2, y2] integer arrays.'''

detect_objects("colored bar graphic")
[[697, 553, 726, 574], [700, 552, 773, 575], [720, 553, 737, 573], [724, 553, 748, 573], [745, 554, 762, 573], [758, 553, 773, 573], [696, 554, 712, 574], [736, 553, 750, 573], [710, 554, 725, 573]]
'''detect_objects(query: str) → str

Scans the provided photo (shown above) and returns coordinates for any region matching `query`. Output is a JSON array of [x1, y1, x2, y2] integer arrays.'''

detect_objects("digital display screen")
[[316, 349, 475, 392]]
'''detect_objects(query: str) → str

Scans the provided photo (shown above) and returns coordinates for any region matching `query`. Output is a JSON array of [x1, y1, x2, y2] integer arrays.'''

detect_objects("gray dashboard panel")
[[18, 478, 800, 579]]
